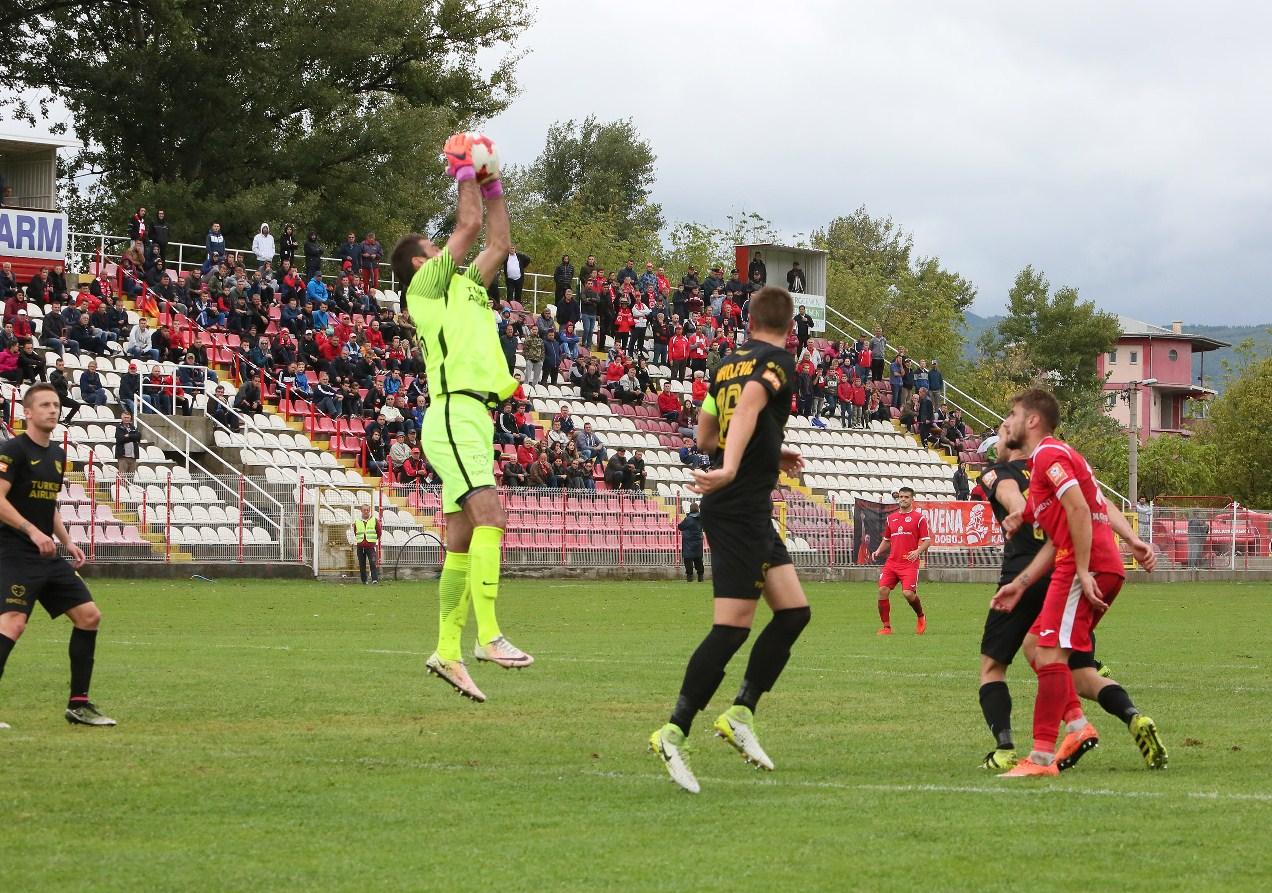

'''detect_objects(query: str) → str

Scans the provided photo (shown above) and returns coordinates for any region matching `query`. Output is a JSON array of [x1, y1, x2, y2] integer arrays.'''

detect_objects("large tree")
[[978, 266, 1121, 420], [0, 0, 531, 252], [523, 117, 662, 242], [1205, 352, 1272, 506], [812, 207, 976, 366]]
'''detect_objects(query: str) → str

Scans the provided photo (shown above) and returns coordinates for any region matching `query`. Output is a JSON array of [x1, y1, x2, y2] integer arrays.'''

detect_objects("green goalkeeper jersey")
[[405, 247, 518, 403]]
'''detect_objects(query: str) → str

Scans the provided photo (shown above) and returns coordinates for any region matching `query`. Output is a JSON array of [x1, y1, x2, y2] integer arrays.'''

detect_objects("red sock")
[[1062, 671, 1083, 724], [877, 598, 891, 626], [908, 597, 924, 617], [1032, 662, 1071, 755]]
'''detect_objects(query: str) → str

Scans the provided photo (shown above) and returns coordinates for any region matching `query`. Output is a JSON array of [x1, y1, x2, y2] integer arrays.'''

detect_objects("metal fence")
[[58, 464, 1272, 575], [65, 229, 562, 311], [1138, 504, 1272, 571], [312, 485, 1005, 576]]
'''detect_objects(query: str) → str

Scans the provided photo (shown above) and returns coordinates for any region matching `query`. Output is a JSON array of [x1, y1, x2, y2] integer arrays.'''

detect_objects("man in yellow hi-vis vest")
[[353, 504, 381, 585]]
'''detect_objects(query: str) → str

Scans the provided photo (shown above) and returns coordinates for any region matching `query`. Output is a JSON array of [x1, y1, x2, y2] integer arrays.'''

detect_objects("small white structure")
[[734, 243, 829, 331], [0, 130, 83, 210]]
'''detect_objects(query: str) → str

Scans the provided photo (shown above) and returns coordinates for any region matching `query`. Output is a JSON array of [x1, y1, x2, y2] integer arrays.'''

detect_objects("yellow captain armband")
[[701, 393, 718, 417]]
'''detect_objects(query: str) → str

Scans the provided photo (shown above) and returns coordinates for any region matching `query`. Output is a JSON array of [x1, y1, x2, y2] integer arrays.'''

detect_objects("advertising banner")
[[915, 500, 1003, 548], [796, 293, 826, 333], [853, 498, 1003, 557], [0, 208, 67, 261]]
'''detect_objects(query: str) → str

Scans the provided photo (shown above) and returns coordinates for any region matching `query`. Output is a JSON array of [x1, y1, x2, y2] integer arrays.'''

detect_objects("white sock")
[[1029, 750, 1055, 766], [1066, 716, 1089, 734]]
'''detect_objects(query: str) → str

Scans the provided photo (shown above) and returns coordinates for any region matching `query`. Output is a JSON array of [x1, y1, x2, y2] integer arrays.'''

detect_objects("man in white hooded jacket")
[[251, 224, 276, 270]]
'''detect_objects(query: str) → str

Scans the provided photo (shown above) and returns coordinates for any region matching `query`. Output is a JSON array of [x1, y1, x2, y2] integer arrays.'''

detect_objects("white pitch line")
[[583, 770, 1272, 803], [270, 754, 1272, 805]]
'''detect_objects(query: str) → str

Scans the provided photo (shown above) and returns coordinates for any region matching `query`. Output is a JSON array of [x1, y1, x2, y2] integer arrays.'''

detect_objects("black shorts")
[[1068, 633, 1099, 670], [980, 577, 1048, 665], [981, 574, 1099, 668], [700, 507, 792, 600], [0, 554, 93, 619]]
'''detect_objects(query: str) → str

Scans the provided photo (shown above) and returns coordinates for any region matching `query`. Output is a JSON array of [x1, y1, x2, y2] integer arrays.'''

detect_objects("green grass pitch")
[[3, 578, 1270, 892]]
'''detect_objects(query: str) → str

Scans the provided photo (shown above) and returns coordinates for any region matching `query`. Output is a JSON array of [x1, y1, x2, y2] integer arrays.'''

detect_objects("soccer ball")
[[466, 132, 501, 183]]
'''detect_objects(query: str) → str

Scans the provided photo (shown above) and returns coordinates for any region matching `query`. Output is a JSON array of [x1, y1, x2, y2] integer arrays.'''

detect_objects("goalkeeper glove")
[[443, 132, 476, 182]]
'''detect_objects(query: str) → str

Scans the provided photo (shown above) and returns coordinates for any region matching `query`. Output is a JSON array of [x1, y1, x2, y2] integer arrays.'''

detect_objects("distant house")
[[1098, 316, 1228, 442]]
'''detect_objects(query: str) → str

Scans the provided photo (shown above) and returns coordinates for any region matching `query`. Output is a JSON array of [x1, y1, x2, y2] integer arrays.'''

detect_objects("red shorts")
[[1031, 566, 1124, 651], [879, 563, 919, 592]]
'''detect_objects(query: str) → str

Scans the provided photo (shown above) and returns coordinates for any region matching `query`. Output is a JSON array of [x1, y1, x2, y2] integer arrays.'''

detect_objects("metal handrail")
[[202, 390, 312, 483], [820, 304, 1001, 431], [67, 229, 401, 293], [131, 388, 286, 532]]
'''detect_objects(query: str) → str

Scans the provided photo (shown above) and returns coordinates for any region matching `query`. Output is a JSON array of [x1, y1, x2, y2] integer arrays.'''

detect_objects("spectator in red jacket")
[[656, 380, 681, 421], [2, 293, 23, 326], [850, 375, 868, 427], [315, 329, 340, 368], [614, 301, 634, 352], [12, 309, 33, 341], [604, 357, 627, 384], [515, 440, 536, 468], [400, 446, 426, 484], [668, 330, 690, 381], [837, 372, 855, 427], [856, 345, 872, 381], [690, 370, 708, 406], [687, 330, 708, 374]]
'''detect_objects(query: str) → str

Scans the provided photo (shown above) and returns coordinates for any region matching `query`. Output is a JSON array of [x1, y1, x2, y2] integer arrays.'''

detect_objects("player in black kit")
[[977, 423, 1165, 770], [0, 383, 116, 729], [649, 286, 811, 793]]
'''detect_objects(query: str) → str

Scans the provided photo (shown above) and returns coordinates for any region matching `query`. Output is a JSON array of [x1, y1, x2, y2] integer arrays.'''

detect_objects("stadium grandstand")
[[1, 206, 1262, 576]]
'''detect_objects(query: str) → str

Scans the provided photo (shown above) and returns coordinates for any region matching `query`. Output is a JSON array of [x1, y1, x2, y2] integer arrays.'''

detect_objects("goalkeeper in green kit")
[[391, 132, 532, 703]]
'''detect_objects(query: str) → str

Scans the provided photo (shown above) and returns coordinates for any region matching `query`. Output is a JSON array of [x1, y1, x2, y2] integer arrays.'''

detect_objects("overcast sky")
[[485, 1, 1272, 325]]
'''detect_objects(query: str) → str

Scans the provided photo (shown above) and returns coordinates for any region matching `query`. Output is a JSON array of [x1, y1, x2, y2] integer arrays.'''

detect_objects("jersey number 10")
[[716, 383, 742, 447]]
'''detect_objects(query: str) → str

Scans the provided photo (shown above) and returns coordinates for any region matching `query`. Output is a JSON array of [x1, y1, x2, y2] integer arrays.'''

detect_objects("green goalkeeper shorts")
[[421, 393, 498, 514]]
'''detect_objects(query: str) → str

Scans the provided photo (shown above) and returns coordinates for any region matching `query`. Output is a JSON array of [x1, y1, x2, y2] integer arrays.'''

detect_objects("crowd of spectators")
[[3, 214, 975, 499]]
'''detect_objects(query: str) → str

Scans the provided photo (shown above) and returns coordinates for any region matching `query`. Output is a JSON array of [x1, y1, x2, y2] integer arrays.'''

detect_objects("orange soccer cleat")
[[998, 757, 1059, 778], [877, 626, 893, 636], [915, 615, 927, 635], [1056, 722, 1100, 771]]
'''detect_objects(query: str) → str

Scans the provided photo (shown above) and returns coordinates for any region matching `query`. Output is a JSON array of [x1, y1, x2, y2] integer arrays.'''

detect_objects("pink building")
[[1098, 316, 1228, 442]]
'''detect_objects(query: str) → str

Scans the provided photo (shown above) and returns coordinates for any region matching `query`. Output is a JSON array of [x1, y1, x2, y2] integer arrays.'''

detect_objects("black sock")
[[979, 681, 1014, 749], [0, 632, 15, 683], [669, 624, 750, 735], [908, 597, 924, 618], [734, 606, 812, 711], [1096, 684, 1139, 725], [68, 627, 97, 706]]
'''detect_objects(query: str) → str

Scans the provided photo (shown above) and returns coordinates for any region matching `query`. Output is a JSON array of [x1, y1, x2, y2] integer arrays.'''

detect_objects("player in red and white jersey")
[[1026, 438, 1124, 585], [991, 389, 1156, 778], [871, 487, 930, 635]]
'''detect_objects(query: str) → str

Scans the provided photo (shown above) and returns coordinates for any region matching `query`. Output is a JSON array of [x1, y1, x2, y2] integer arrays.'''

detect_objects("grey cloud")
[[488, 1, 1271, 323]]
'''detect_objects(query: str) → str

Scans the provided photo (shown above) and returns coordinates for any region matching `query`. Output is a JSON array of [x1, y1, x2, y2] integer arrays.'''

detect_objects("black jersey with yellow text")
[[702, 340, 795, 508], [0, 435, 68, 554], [979, 458, 1045, 579]]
